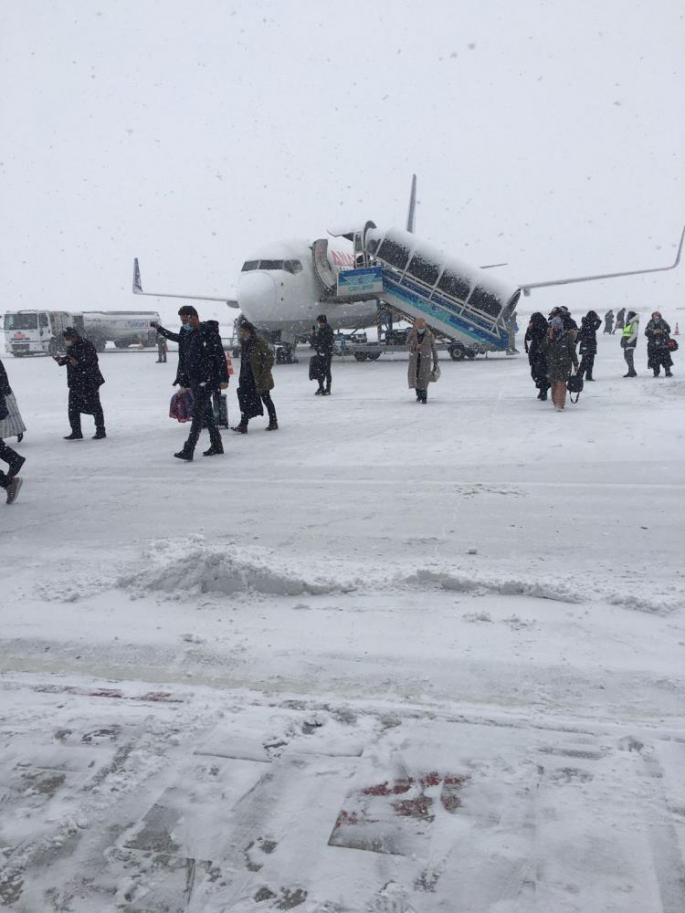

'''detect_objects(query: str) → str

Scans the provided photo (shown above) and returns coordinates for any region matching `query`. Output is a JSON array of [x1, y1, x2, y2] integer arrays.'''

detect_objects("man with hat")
[[53, 328, 106, 440], [311, 314, 335, 395]]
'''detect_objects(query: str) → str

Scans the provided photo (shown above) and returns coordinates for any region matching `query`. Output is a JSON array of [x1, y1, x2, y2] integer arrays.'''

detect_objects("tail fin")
[[132, 258, 143, 294], [406, 174, 417, 234]]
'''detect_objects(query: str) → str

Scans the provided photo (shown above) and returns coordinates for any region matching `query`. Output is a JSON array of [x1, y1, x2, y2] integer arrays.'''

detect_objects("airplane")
[[133, 176, 684, 360]]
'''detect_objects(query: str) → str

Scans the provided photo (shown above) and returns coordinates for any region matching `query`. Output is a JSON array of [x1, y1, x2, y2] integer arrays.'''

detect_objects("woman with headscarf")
[[541, 316, 579, 411], [407, 318, 438, 404], [645, 311, 674, 377], [0, 358, 26, 443], [524, 312, 550, 399], [577, 310, 602, 381]]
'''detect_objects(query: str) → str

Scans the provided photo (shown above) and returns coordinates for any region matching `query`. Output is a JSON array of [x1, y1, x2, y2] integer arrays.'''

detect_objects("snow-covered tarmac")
[[1, 337, 684, 912]]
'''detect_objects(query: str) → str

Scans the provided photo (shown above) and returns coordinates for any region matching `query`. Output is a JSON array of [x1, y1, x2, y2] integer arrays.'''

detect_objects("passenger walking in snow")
[[156, 336, 167, 363], [173, 309, 228, 460], [53, 328, 106, 440], [524, 312, 550, 400], [312, 314, 335, 395], [0, 361, 25, 504], [603, 310, 615, 334], [407, 318, 438, 404], [577, 310, 602, 381], [0, 358, 26, 443], [542, 316, 579, 411], [232, 320, 278, 433], [615, 308, 626, 332], [151, 308, 194, 389], [645, 312, 674, 377], [621, 311, 640, 377]]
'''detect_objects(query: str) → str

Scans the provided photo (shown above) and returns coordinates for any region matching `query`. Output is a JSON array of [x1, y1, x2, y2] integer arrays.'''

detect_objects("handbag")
[[667, 338, 679, 352], [429, 365, 441, 383], [169, 389, 194, 423], [567, 371, 584, 404]]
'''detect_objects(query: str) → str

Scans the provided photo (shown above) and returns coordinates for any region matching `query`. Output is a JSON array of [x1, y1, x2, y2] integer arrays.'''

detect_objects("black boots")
[[266, 421, 279, 431], [174, 450, 193, 461], [203, 445, 224, 456], [536, 389, 548, 401], [64, 431, 83, 440], [93, 429, 106, 440]]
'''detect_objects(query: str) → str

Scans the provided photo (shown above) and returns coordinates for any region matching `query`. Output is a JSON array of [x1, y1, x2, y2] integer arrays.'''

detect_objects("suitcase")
[[309, 354, 326, 382], [213, 392, 229, 428]]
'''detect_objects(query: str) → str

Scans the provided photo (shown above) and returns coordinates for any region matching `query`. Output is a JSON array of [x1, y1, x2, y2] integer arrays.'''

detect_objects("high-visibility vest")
[[622, 322, 635, 338]]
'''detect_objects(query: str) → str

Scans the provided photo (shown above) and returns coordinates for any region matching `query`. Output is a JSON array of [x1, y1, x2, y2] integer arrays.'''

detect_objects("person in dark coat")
[[541, 316, 579, 411], [0, 360, 25, 504], [173, 309, 229, 460], [524, 312, 550, 400], [53, 328, 106, 440], [311, 314, 335, 395], [615, 308, 626, 332], [603, 310, 614, 334], [577, 310, 602, 381], [645, 312, 674, 377], [152, 308, 194, 388], [232, 321, 278, 433]]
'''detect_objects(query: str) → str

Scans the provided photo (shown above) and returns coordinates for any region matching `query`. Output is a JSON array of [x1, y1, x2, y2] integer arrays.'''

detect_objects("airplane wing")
[[132, 259, 239, 308], [519, 225, 685, 296]]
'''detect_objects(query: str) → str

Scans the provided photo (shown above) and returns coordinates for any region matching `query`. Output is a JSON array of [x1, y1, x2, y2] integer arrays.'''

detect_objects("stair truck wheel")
[[367, 352, 381, 361], [449, 345, 466, 361], [353, 352, 368, 362]]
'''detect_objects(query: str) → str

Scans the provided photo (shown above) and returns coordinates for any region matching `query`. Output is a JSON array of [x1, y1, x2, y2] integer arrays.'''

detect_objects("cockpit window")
[[241, 259, 302, 274]]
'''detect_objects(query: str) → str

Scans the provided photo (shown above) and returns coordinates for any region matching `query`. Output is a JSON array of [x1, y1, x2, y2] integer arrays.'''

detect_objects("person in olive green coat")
[[541, 316, 579, 411], [232, 321, 278, 433]]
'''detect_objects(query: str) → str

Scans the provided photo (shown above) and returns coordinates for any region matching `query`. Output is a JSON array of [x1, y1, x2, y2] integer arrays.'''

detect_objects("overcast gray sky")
[[1, 0, 683, 325]]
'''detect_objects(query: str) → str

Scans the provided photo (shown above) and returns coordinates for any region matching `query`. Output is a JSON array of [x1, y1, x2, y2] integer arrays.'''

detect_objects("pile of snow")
[[119, 537, 356, 599]]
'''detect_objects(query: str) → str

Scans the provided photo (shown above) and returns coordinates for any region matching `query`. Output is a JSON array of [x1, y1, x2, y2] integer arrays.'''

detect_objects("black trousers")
[[318, 356, 332, 390], [244, 392, 277, 425], [0, 439, 20, 490], [185, 385, 222, 452], [69, 390, 105, 434], [623, 348, 636, 374], [579, 353, 595, 379]]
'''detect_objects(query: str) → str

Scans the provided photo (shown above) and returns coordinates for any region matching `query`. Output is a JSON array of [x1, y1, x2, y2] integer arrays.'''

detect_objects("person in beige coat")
[[407, 319, 438, 403]]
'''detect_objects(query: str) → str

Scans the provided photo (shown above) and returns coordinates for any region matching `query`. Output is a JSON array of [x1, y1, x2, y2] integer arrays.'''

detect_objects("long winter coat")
[[0, 360, 26, 439], [578, 311, 602, 355], [313, 323, 335, 358], [542, 329, 579, 383], [244, 332, 275, 394], [156, 324, 193, 387], [407, 328, 438, 390], [185, 321, 229, 389], [645, 318, 673, 370], [524, 313, 549, 389], [56, 336, 104, 391]]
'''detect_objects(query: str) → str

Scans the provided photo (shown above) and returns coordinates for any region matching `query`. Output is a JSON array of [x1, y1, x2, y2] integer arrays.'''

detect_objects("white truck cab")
[[3, 310, 74, 356]]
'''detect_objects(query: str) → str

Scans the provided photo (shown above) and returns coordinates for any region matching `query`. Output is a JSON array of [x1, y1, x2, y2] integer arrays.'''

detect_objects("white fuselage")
[[236, 238, 378, 340]]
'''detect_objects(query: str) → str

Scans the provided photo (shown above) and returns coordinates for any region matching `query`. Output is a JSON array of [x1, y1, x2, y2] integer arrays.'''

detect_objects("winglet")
[[133, 258, 143, 294], [406, 174, 417, 234], [521, 223, 685, 295]]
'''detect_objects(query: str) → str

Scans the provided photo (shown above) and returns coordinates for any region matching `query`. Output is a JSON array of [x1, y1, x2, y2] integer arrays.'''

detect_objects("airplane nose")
[[238, 272, 279, 324]]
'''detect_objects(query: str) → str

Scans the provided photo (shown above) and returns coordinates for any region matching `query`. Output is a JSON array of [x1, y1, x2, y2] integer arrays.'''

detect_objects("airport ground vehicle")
[[2, 310, 160, 356]]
